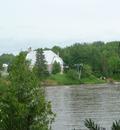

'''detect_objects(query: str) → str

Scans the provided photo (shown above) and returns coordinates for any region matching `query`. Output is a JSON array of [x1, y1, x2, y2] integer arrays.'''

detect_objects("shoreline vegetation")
[[41, 73, 119, 86], [1, 42, 120, 87], [1, 74, 119, 90]]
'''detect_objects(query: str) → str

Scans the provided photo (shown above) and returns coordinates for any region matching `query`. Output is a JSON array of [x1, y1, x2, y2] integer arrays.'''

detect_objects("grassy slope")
[[80, 75, 106, 84], [43, 74, 105, 86], [0, 74, 106, 89]]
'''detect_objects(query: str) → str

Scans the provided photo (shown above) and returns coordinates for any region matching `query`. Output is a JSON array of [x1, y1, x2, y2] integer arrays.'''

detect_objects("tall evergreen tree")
[[34, 48, 49, 79], [52, 61, 61, 74], [0, 52, 55, 130]]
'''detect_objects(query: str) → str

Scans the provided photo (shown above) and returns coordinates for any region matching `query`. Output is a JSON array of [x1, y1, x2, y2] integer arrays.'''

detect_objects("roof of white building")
[[26, 50, 63, 65], [2, 63, 8, 67]]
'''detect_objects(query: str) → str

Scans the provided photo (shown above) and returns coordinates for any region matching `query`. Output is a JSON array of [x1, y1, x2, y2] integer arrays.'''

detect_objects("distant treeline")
[[0, 53, 15, 70], [52, 41, 120, 79], [0, 41, 120, 79]]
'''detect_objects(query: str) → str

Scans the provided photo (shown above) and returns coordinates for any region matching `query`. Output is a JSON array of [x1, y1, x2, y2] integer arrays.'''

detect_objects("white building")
[[1, 63, 9, 77], [26, 50, 64, 74]]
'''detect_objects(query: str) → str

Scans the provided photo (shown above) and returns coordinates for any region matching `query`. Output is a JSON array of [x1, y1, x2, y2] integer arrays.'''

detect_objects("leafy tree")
[[82, 64, 92, 78], [53, 41, 120, 79], [118, 43, 120, 58], [0, 52, 55, 130], [34, 48, 49, 79], [52, 61, 61, 74], [52, 46, 62, 57], [108, 56, 120, 76]]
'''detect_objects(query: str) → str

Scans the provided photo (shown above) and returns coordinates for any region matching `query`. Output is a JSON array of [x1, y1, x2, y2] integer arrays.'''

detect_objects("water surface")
[[45, 84, 120, 130]]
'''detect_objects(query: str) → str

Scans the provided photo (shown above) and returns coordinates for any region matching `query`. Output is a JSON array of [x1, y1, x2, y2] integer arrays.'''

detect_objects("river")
[[45, 84, 120, 130]]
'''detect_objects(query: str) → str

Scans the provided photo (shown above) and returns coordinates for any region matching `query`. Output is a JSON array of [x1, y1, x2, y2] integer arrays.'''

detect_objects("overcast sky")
[[0, 0, 120, 54]]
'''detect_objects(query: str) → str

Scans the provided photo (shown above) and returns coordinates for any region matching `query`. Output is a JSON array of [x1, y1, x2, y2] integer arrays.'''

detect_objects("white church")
[[26, 49, 64, 74]]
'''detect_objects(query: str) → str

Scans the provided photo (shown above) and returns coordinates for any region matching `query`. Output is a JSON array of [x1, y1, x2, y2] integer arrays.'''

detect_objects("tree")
[[118, 42, 120, 58], [54, 41, 120, 79], [52, 61, 61, 74], [34, 48, 49, 79], [108, 56, 120, 76], [0, 52, 55, 130], [52, 46, 62, 56], [82, 64, 92, 78]]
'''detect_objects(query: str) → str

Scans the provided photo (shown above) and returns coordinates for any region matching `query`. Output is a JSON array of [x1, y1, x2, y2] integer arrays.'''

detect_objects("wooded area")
[[52, 41, 120, 79]]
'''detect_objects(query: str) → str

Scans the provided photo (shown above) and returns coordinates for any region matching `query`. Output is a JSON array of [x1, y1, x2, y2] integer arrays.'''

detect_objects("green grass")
[[49, 73, 81, 85], [45, 74, 105, 86], [112, 75, 120, 81], [80, 75, 106, 84]]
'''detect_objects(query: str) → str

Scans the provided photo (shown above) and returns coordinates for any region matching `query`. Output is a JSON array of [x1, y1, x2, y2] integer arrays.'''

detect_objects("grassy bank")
[[42, 74, 106, 86], [0, 74, 109, 89]]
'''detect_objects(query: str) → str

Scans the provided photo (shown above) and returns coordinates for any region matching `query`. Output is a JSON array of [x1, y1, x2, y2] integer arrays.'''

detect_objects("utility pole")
[[75, 63, 83, 80]]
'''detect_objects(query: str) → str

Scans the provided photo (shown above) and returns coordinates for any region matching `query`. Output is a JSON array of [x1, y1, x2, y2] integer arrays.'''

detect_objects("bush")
[[66, 69, 78, 80]]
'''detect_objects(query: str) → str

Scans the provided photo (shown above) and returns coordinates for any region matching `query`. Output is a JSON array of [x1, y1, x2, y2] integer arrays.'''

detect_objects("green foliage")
[[0, 54, 15, 71], [0, 52, 55, 130], [112, 120, 120, 130], [66, 69, 78, 80], [52, 46, 62, 57], [52, 42, 120, 79], [82, 64, 92, 78], [34, 48, 49, 79], [84, 119, 100, 130], [0, 78, 9, 95], [48, 73, 104, 85], [50, 73, 81, 85], [80, 75, 105, 84], [84, 119, 120, 130], [108, 56, 120, 77], [52, 61, 61, 74]]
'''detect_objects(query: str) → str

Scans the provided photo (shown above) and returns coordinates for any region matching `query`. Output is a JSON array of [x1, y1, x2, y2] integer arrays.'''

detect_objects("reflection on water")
[[45, 84, 120, 130]]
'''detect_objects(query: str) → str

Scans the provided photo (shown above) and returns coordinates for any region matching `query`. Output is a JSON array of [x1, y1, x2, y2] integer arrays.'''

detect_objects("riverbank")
[[0, 74, 118, 88], [42, 74, 106, 86]]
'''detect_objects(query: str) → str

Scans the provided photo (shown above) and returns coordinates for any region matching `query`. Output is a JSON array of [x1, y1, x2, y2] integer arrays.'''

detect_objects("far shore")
[[43, 82, 120, 88], [42, 79, 120, 87]]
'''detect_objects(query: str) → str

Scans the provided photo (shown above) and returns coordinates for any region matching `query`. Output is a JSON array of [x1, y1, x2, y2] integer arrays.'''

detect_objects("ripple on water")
[[45, 84, 120, 130]]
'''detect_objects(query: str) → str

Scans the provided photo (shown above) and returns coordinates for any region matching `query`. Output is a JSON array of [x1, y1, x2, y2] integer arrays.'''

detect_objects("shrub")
[[52, 61, 61, 74], [66, 69, 78, 80]]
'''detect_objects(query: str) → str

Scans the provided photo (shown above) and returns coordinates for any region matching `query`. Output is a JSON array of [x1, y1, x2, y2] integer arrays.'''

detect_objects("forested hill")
[[52, 41, 120, 79]]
